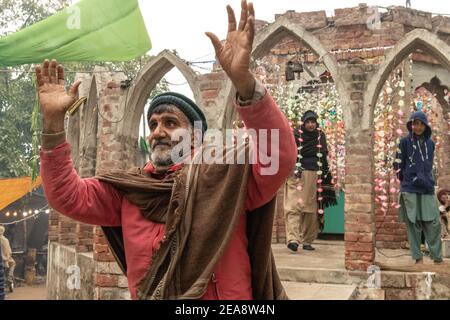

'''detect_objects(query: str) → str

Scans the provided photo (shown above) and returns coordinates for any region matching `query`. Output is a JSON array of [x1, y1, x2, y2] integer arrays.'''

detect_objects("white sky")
[[137, 0, 450, 97], [68, 1, 450, 136], [139, 0, 450, 61]]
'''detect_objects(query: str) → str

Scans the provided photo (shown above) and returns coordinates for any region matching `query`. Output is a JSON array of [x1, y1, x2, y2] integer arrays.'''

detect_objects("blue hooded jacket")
[[395, 111, 435, 194]]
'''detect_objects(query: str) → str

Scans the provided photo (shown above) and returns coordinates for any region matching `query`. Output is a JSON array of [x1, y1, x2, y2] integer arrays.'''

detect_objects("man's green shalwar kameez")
[[399, 192, 441, 260], [395, 111, 442, 262]]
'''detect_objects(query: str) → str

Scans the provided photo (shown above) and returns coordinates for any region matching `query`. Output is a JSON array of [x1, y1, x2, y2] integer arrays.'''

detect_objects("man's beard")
[[150, 139, 175, 167]]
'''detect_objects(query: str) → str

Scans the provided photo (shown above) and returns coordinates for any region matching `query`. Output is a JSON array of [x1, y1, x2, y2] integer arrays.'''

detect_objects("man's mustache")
[[151, 139, 173, 149]]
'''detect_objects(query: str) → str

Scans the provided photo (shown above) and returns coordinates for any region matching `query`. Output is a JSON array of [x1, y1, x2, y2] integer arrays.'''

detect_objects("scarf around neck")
[[96, 144, 288, 300], [295, 125, 328, 158]]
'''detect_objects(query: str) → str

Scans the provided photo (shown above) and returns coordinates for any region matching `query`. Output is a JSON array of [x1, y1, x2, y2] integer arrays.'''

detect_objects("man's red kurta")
[[40, 91, 297, 299]]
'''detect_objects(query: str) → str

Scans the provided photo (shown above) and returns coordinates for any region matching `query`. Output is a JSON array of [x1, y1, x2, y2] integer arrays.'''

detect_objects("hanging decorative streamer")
[[254, 59, 345, 215], [373, 65, 405, 217], [276, 82, 346, 191], [373, 55, 448, 225], [414, 87, 446, 179]]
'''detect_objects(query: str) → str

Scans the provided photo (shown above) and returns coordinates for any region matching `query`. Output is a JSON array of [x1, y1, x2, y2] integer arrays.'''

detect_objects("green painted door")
[[322, 190, 345, 234]]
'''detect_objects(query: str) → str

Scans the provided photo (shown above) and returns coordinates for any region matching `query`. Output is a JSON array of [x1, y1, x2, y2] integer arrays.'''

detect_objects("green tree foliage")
[[0, 1, 169, 178], [0, 0, 71, 33], [0, 0, 71, 178]]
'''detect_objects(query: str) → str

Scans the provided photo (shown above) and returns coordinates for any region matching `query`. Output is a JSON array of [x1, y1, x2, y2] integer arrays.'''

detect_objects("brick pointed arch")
[[353, 29, 450, 269], [123, 50, 201, 139], [364, 29, 450, 130], [222, 16, 351, 129]]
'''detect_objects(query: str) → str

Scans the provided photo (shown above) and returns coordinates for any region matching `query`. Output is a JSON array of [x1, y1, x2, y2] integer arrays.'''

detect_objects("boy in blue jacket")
[[395, 111, 443, 263]]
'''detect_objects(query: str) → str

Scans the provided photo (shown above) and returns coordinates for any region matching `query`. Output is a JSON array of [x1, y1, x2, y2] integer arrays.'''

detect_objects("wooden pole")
[[24, 219, 36, 285], [24, 248, 36, 285]]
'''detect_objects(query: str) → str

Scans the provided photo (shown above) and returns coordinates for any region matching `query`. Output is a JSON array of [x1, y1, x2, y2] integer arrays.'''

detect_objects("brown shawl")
[[96, 144, 288, 300]]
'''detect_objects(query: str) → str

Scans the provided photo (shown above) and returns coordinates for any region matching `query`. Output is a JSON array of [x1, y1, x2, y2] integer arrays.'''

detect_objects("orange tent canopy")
[[0, 176, 42, 211]]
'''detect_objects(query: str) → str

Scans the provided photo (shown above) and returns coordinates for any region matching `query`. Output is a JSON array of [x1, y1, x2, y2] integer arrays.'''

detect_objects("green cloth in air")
[[0, 0, 151, 66]]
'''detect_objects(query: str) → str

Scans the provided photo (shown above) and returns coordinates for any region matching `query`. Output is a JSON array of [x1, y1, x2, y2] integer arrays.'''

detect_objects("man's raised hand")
[[206, 0, 256, 100], [35, 59, 81, 133]]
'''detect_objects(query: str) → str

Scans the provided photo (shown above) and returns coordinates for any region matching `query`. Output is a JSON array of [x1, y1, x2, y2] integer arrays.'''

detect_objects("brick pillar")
[[343, 61, 376, 270], [76, 224, 93, 252], [92, 75, 131, 300], [48, 208, 59, 242], [198, 71, 228, 130], [92, 227, 128, 300], [344, 140, 376, 270], [74, 74, 100, 255], [57, 214, 77, 245]]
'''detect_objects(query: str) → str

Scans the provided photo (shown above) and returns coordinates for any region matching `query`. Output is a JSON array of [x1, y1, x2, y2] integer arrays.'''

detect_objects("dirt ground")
[[4, 284, 47, 300]]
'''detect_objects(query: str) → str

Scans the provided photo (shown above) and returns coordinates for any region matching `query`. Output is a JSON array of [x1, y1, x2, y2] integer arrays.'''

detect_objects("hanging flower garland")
[[253, 58, 345, 216], [281, 82, 344, 215], [317, 84, 346, 190], [293, 122, 327, 216], [374, 56, 449, 223], [414, 88, 445, 179], [285, 83, 346, 190], [316, 127, 325, 215], [373, 66, 405, 216]]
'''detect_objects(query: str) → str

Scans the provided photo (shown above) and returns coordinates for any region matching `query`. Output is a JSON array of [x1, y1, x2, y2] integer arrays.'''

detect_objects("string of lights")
[[1, 204, 50, 226]]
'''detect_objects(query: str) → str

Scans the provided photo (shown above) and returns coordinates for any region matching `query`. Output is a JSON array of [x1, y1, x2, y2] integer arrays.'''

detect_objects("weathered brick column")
[[76, 224, 93, 253], [75, 73, 100, 254], [57, 215, 77, 245], [48, 208, 59, 242], [93, 226, 129, 299], [198, 71, 229, 130], [344, 139, 375, 270], [92, 73, 131, 300], [343, 61, 376, 270]]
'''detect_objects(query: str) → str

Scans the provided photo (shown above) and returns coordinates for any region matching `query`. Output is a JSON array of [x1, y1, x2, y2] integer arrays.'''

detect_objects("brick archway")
[[122, 50, 202, 140], [354, 29, 450, 265], [222, 15, 351, 129], [364, 29, 450, 130]]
